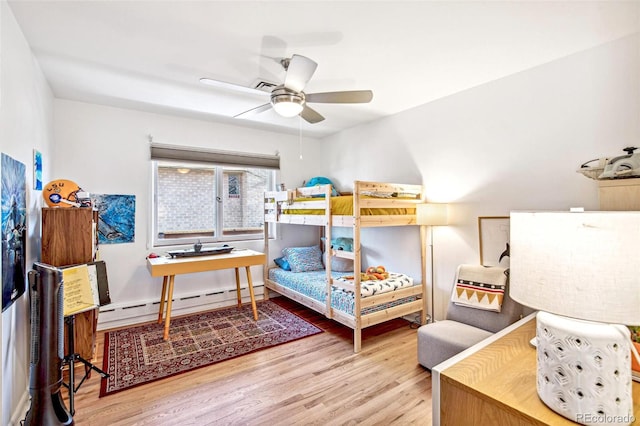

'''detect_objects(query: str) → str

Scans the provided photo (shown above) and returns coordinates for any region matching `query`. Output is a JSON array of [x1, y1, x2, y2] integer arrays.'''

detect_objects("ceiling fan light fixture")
[[270, 86, 305, 117], [231, 56, 372, 124], [272, 94, 304, 117]]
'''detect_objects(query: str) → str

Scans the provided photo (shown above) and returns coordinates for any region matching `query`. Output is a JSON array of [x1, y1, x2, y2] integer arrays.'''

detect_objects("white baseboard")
[[98, 284, 266, 330]]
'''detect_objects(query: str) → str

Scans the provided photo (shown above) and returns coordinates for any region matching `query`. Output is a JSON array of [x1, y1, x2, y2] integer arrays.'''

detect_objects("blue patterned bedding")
[[268, 268, 417, 315]]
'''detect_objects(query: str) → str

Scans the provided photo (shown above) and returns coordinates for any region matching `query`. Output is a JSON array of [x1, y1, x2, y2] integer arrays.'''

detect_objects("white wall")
[[53, 100, 328, 322], [1, 2, 55, 424], [323, 34, 640, 320]]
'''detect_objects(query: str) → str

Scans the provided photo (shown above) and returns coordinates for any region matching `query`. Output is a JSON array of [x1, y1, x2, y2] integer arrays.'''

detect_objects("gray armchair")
[[417, 266, 523, 370]]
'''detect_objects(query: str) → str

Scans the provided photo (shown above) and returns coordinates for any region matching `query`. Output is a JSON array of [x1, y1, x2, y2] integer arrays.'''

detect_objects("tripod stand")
[[62, 313, 110, 415]]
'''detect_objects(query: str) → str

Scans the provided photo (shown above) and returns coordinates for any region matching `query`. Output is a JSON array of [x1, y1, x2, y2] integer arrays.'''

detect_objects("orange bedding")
[[283, 195, 415, 216]]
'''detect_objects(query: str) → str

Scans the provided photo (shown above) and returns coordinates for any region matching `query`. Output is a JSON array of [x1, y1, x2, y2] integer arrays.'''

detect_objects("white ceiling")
[[8, 1, 640, 138]]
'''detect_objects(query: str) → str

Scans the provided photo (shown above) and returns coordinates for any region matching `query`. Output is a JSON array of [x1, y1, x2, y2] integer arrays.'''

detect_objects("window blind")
[[150, 143, 280, 170]]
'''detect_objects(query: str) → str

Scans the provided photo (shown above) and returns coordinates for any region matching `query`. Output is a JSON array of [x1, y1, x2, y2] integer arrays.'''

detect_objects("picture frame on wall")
[[91, 194, 136, 244], [478, 216, 510, 267], [33, 149, 43, 190], [2, 153, 27, 311]]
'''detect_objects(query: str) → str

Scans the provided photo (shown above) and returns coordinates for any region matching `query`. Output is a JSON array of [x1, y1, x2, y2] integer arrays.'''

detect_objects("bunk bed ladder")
[[323, 184, 333, 319], [352, 181, 363, 353]]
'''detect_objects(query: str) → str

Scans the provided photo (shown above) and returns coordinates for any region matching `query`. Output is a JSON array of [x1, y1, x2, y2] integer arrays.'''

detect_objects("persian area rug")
[[100, 300, 322, 396]]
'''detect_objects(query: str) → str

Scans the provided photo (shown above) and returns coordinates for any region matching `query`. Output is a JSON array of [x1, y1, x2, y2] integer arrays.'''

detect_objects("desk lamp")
[[510, 211, 640, 426]]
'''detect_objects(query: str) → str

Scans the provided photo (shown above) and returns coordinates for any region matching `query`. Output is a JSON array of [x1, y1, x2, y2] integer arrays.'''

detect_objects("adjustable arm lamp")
[[416, 203, 449, 323], [510, 211, 640, 426]]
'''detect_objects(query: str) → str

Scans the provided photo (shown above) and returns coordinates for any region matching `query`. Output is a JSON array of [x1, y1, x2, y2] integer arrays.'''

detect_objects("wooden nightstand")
[[432, 314, 640, 425]]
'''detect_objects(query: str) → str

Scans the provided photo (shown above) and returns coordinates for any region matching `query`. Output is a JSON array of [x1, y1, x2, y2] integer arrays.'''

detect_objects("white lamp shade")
[[510, 211, 640, 325], [416, 203, 448, 226]]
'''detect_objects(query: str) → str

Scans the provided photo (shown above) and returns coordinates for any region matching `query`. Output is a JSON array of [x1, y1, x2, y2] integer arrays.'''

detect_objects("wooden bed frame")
[[263, 180, 428, 353]]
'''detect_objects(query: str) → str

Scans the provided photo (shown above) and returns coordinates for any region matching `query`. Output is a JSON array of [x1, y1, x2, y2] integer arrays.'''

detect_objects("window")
[[150, 144, 278, 247]]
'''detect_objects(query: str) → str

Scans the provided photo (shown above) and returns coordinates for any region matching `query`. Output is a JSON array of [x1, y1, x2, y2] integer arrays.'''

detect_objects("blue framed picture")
[[33, 149, 42, 191], [2, 153, 27, 311], [91, 194, 136, 244]]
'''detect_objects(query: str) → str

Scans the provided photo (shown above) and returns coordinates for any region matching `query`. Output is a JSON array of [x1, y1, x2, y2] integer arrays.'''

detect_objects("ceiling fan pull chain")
[[299, 115, 303, 160]]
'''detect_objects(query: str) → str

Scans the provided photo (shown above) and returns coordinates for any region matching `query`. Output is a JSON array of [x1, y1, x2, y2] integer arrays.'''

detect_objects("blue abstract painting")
[[33, 149, 42, 190], [92, 194, 135, 244], [2, 153, 27, 311]]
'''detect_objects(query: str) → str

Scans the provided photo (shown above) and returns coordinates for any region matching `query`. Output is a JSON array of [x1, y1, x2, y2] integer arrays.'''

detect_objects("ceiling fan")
[[200, 54, 373, 124]]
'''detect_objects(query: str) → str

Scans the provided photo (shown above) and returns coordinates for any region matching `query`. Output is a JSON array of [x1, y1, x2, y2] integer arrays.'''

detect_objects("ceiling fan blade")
[[200, 78, 268, 97], [305, 90, 373, 104], [300, 105, 325, 124], [283, 54, 318, 92], [234, 103, 272, 119]]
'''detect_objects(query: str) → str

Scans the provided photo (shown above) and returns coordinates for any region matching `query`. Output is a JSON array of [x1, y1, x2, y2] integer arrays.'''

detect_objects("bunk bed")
[[263, 180, 427, 352]]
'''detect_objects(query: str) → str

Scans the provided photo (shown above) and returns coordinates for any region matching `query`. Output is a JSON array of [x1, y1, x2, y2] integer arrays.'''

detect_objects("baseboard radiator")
[[98, 284, 267, 330]]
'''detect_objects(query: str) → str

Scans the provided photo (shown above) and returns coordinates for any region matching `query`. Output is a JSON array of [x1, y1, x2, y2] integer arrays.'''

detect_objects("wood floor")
[[64, 297, 433, 425]]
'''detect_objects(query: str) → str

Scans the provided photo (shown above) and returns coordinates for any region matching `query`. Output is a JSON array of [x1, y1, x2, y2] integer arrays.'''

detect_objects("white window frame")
[[149, 144, 279, 248]]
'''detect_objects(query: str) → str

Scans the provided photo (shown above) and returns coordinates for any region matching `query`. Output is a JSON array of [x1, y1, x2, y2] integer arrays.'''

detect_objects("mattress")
[[283, 195, 415, 216], [268, 268, 417, 315]]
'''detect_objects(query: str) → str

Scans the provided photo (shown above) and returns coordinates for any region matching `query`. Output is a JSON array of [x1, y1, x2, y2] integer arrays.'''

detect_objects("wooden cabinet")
[[437, 316, 640, 425], [598, 178, 640, 210], [41, 207, 99, 361]]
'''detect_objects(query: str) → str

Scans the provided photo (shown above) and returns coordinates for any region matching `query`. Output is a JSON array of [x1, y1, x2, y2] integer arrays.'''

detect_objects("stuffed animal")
[[331, 237, 353, 252], [344, 265, 388, 281], [366, 265, 388, 280], [320, 237, 354, 272]]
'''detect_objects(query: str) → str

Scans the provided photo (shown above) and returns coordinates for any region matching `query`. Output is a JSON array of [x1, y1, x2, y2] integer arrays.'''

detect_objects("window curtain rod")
[[149, 140, 280, 170]]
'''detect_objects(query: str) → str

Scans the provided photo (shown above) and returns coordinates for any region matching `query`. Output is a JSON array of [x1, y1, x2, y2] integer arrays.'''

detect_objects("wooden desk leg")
[[158, 275, 168, 324], [245, 266, 258, 321], [234, 267, 242, 309], [163, 275, 175, 340]]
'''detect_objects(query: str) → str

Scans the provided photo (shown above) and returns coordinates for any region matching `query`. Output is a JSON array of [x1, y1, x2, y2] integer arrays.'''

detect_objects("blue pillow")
[[274, 256, 291, 271], [282, 246, 324, 273]]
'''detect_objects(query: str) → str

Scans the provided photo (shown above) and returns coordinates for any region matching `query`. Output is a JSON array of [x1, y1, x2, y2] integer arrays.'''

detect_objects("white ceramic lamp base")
[[536, 311, 634, 426]]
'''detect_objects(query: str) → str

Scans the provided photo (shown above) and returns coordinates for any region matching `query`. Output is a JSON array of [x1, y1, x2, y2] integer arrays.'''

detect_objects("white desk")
[[146, 249, 266, 340]]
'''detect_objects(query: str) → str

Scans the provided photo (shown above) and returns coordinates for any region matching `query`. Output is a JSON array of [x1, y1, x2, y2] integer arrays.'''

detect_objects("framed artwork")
[[91, 194, 136, 244], [2, 153, 27, 311], [478, 216, 510, 267], [33, 149, 42, 190]]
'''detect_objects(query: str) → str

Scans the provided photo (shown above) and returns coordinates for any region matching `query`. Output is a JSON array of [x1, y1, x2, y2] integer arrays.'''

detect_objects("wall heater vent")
[[98, 285, 265, 330]]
